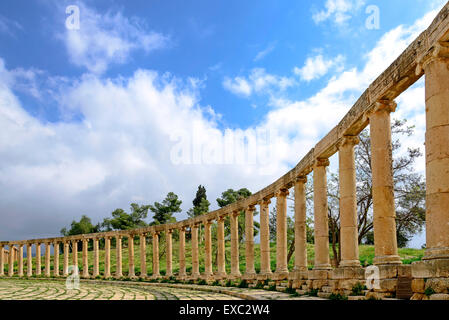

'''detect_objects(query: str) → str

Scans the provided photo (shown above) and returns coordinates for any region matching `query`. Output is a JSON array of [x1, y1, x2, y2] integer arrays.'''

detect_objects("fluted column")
[[421, 45, 449, 260], [8, 245, 14, 276], [179, 227, 186, 278], [191, 224, 200, 278], [275, 189, 289, 276], [36, 243, 41, 275], [104, 236, 111, 278], [63, 241, 69, 276], [27, 243, 33, 277], [139, 234, 147, 278], [230, 210, 241, 277], [93, 238, 99, 277], [166, 230, 173, 277], [259, 199, 272, 275], [18, 245, 24, 277], [369, 100, 401, 265], [338, 136, 361, 267], [245, 205, 256, 277], [216, 216, 226, 277], [72, 240, 78, 269], [152, 232, 160, 278], [0, 244, 4, 276], [115, 235, 123, 278], [204, 221, 213, 278], [128, 234, 135, 278], [313, 159, 332, 270], [294, 176, 308, 272]]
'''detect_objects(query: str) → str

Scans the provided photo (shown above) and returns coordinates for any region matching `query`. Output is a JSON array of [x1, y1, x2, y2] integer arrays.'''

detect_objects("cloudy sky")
[[0, 0, 446, 247]]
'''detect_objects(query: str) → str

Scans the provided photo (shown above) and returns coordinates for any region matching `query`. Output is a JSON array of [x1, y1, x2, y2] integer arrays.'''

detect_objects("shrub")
[[424, 287, 435, 297], [211, 280, 220, 286], [350, 282, 367, 296], [268, 284, 277, 291], [197, 279, 207, 285], [306, 288, 319, 297], [255, 282, 264, 289], [225, 280, 233, 287], [238, 280, 248, 288], [329, 293, 348, 300]]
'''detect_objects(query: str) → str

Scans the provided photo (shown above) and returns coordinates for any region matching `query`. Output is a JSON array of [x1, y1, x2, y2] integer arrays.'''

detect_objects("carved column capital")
[[416, 41, 449, 75], [295, 176, 308, 184], [314, 158, 330, 168], [231, 210, 241, 217], [337, 135, 360, 150], [247, 204, 256, 212], [275, 188, 289, 198]]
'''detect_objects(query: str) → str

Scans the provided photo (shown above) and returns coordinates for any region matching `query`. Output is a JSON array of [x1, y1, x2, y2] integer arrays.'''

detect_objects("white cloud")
[[0, 15, 22, 37], [61, 2, 169, 74], [294, 54, 345, 81], [312, 0, 365, 25], [254, 43, 276, 62], [223, 68, 295, 98]]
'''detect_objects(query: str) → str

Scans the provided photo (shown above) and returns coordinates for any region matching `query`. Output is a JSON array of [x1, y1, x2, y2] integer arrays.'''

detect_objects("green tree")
[[102, 203, 150, 231], [149, 192, 182, 225], [187, 185, 210, 218], [60, 215, 100, 251]]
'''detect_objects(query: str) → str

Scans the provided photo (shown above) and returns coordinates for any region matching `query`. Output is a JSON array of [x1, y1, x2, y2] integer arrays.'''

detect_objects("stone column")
[[191, 224, 200, 278], [421, 45, 449, 260], [93, 238, 99, 278], [72, 240, 78, 269], [369, 100, 401, 265], [82, 239, 89, 278], [139, 234, 147, 278], [18, 245, 24, 277], [8, 245, 14, 276], [128, 234, 135, 278], [179, 227, 186, 278], [230, 210, 241, 277], [36, 243, 41, 275], [152, 232, 160, 278], [338, 136, 361, 267], [204, 221, 213, 278], [104, 236, 111, 278], [63, 241, 69, 276], [166, 230, 173, 277], [216, 216, 226, 278], [259, 199, 272, 276], [294, 177, 308, 272], [313, 159, 332, 270], [0, 244, 4, 276], [27, 243, 33, 277], [44, 242, 51, 277], [115, 235, 123, 278], [275, 189, 290, 277], [245, 205, 256, 277], [53, 242, 59, 276]]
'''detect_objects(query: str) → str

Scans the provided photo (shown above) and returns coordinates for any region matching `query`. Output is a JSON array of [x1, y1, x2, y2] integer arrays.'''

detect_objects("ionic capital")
[[416, 41, 449, 75], [372, 99, 397, 114], [314, 158, 330, 168], [259, 197, 271, 206], [337, 135, 360, 150], [217, 215, 226, 222], [247, 204, 256, 212], [231, 210, 241, 218], [295, 176, 308, 184], [275, 188, 289, 198]]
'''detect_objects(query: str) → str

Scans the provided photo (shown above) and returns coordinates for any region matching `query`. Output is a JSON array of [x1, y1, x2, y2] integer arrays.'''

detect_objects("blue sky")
[[0, 0, 446, 247]]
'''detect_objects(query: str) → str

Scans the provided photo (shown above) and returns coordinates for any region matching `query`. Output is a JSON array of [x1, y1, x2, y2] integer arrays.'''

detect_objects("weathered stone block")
[[434, 259, 449, 277], [429, 293, 449, 300], [410, 293, 425, 300], [317, 292, 332, 299], [312, 280, 328, 290], [308, 270, 329, 280], [411, 279, 425, 293], [425, 278, 449, 293], [345, 267, 365, 280], [348, 296, 365, 301], [338, 279, 361, 291], [377, 265, 398, 279], [397, 265, 412, 278], [296, 289, 306, 295], [374, 279, 397, 293], [331, 268, 345, 280], [321, 286, 333, 293]]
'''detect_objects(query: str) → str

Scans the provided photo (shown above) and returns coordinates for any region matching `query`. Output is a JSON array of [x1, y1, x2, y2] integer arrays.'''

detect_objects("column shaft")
[[166, 230, 173, 277], [104, 237, 111, 278], [36, 243, 41, 275], [191, 225, 200, 278], [370, 101, 401, 265], [204, 222, 213, 277], [179, 228, 186, 278], [140, 234, 147, 277], [8, 245, 14, 276], [128, 235, 135, 277], [230, 211, 241, 277], [152, 232, 160, 277], [313, 159, 332, 270], [339, 137, 361, 267], [0, 244, 4, 276], [72, 241, 78, 269], [423, 52, 449, 259], [18, 245, 24, 277], [259, 199, 272, 275], [27, 243, 33, 277], [63, 242, 69, 276], [53, 242, 59, 276], [93, 238, 99, 277], [245, 206, 256, 276], [294, 177, 308, 271], [116, 236, 123, 278], [276, 189, 289, 275], [217, 216, 226, 277]]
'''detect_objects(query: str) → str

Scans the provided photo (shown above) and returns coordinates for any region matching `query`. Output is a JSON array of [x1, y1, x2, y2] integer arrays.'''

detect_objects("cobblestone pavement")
[[0, 279, 242, 300]]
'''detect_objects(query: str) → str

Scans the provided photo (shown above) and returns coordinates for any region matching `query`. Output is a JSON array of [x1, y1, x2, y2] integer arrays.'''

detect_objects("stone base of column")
[[272, 271, 289, 281], [331, 266, 365, 280], [200, 273, 215, 281], [242, 273, 257, 281], [256, 272, 272, 281], [410, 259, 449, 300], [373, 255, 402, 265], [150, 274, 161, 280], [423, 247, 449, 261], [115, 274, 123, 279], [288, 269, 308, 281], [339, 259, 361, 268], [213, 272, 227, 280], [228, 273, 242, 281]]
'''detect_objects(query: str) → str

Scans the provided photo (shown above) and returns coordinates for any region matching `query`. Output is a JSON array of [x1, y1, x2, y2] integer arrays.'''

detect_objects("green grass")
[[3, 241, 424, 276]]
